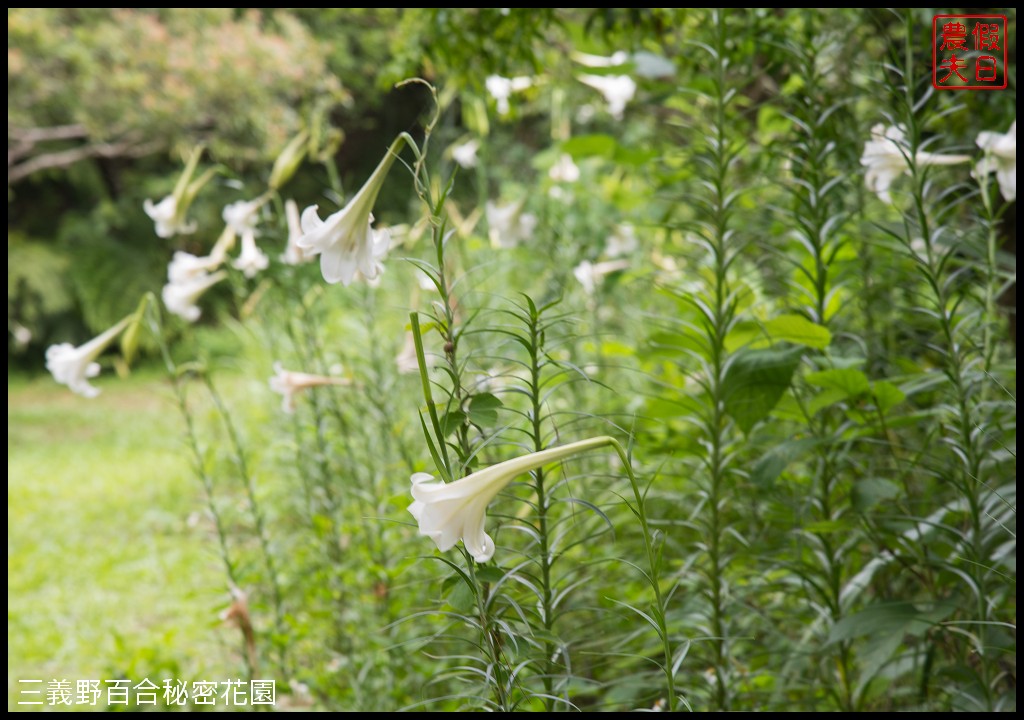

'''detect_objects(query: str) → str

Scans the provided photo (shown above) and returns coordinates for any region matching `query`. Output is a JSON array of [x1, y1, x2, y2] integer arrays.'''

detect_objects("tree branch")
[[8, 137, 163, 185]]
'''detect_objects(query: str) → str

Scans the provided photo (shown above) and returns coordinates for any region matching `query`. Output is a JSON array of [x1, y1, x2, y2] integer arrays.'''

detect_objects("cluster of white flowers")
[[485, 75, 532, 115], [485, 200, 538, 249], [861, 121, 1016, 203]]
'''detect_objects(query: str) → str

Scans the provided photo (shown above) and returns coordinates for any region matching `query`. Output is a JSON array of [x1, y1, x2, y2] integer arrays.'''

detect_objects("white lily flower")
[[486, 200, 537, 249], [297, 136, 405, 286], [268, 362, 350, 414], [280, 199, 313, 265], [631, 51, 675, 79], [573, 259, 630, 295], [605, 223, 639, 257], [168, 251, 223, 284], [451, 139, 480, 169], [975, 121, 1016, 201], [578, 74, 637, 120], [45, 315, 133, 398], [861, 124, 972, 203], [144, 195, 197, 239], [486, 75, 532, 115], [572, 50, 629, 68], [10, 320, 32, 349], [162, 270, 227, 322], [409, 436, 615, 562], [232, 230, 269, 278], [549, 154, 580, 183], [222, 198, 263, 236]]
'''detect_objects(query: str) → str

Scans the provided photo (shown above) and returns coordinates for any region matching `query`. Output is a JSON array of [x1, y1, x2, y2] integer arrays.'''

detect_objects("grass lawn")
[[8, 369, 242, 711]]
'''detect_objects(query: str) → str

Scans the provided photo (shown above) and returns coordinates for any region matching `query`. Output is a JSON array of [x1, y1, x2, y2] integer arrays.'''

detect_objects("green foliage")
[[8, 8, 339, 164]]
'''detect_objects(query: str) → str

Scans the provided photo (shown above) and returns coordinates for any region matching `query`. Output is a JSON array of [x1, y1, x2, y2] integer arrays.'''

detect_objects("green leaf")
[[723, 347, 803, 434], [446, 578, 476, 613], [805, 367, 870, 398], [474, 566, 506, 584], [644, 330, 707, 359], [852, 477, 902, 512], [751, 437, 820, 487], [828, 602, 955, 645], [120, 295, 150, 367], [763, 314, 832, 349], [871, 380, 906, 413], [439, 410, 467, 437], [807, 387, 850, 416], [562, 133, 617, 159], [467, 393, 503, 427]]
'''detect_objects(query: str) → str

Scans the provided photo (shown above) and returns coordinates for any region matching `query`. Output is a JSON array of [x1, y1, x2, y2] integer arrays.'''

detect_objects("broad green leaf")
[[467, 393, 503, 426], [871, 380, 906, 413], [751, 437, 820, 487], [723, 347, 803, 434], [852, 477, 902, 512], [807, 387, 850, 415], [562, 133, 617, 159], [446, 578, 476, 613], [805, 367, 870, 398], [439, 410, 467, 436], [828, 602, 955, 645], [764, 314, 832, 349], [474, 566, 506, 584]]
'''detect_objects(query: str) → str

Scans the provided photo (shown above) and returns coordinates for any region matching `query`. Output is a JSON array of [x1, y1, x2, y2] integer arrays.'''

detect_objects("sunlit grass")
[[7, 369, 242, 711]]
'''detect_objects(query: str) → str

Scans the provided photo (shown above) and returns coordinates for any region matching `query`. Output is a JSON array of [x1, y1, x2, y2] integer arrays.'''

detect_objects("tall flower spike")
[[409, 436, 615, 562], [45, 315, 134, 398], [860, 124, 971, 203], [297, 135, 407, 286], [975, 120, 1016, 201]]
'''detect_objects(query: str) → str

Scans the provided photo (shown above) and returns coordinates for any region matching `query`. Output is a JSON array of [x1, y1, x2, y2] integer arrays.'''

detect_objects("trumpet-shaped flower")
[[578, 74, 637, 120], [486, 200, 537, 249], [975, 121, 1016, 201], [222, 198, 263, 236], [409, 437, 615, 562], [45, 315, 133, 397], [451, 139, 480, 169], [281, 199, 313, 265], [297, 136, 405, 286], [631, 51, 675, 79], [268, 362, 350, 414], [486, 75, 532, 115], [605, 223, 639, 257], [232, 230, 269, 278], [162, 270, 227, 322], [572, 50, 630, 68], [144, 195, 197, 239], [860, 124, 971, 203], [549, 154, 581, 183], [573, 259, 630, 295], [143, 146, 214, 238], [168, 250, 223, 284]]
